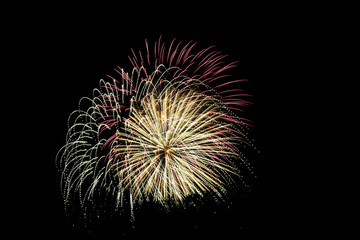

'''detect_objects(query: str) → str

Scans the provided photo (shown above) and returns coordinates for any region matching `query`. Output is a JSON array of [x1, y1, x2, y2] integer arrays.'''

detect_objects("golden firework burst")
[[111, 87, 240, 206]]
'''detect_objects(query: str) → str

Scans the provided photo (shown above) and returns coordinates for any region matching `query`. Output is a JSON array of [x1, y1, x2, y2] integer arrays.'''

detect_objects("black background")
[[13, 3, 358, 239]]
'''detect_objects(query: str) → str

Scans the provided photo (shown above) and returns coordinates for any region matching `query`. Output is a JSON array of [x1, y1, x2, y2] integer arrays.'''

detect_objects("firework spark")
[[56, 37, 254, 219]]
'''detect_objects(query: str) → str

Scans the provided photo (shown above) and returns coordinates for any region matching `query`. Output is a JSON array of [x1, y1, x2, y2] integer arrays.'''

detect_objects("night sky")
[[16, 3, 358, 239]]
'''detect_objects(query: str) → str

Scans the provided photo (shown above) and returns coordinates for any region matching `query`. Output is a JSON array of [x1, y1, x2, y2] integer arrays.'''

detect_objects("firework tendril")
[[56, 37, 255, 220]]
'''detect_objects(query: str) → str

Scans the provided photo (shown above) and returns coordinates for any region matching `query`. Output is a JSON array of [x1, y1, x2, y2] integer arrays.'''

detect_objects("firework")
[[56, 37, 254, 219]]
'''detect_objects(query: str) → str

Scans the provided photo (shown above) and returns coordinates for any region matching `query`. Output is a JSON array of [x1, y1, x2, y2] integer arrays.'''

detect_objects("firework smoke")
[[56, 37, 254, 221]]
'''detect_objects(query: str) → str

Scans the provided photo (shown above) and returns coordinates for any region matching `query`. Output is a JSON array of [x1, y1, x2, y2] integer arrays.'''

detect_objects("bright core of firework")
[[112, 87, 240, 206]]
